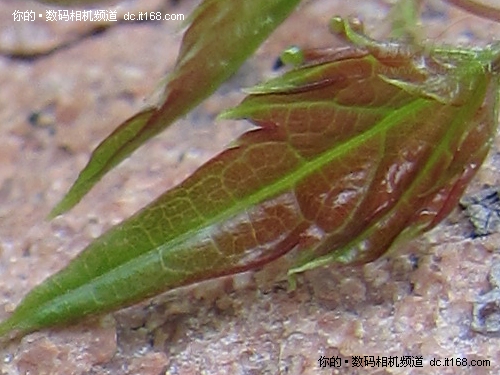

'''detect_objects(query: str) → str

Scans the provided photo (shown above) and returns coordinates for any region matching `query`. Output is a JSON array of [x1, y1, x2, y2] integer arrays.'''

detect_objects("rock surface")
[[1, 0, 500, 374]]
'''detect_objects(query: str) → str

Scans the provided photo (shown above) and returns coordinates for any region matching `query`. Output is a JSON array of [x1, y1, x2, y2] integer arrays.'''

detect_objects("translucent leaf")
[[1, 21, 499, 340]]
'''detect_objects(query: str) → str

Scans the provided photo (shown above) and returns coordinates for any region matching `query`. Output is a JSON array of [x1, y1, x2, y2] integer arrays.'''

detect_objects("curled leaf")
[[1, 19, 499, 340]]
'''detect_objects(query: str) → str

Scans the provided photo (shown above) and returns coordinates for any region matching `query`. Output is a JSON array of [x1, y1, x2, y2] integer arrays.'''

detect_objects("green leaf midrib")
[[25, 97, 431, 322], [16, 99, 431, 330]]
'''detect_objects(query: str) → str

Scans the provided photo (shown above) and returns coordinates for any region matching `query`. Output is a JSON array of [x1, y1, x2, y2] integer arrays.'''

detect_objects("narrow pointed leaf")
[[2, 29, 499, 340], [49, 0, 302, 218]]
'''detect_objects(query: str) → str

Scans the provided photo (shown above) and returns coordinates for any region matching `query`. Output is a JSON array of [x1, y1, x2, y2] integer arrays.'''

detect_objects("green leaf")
[[2, 21, 499, 340], [49, 0, 302, 218]]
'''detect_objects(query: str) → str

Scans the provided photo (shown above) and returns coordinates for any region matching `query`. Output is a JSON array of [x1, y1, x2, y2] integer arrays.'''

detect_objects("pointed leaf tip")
[[50, 0, 302, 216]]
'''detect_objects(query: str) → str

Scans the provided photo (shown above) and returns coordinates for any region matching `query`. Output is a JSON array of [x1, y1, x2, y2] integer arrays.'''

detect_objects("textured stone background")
[[1, 0, 500, 374]]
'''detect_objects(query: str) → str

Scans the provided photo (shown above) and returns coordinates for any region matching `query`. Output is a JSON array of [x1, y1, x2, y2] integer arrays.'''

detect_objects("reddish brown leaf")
[[2, 19, 499, 340]]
